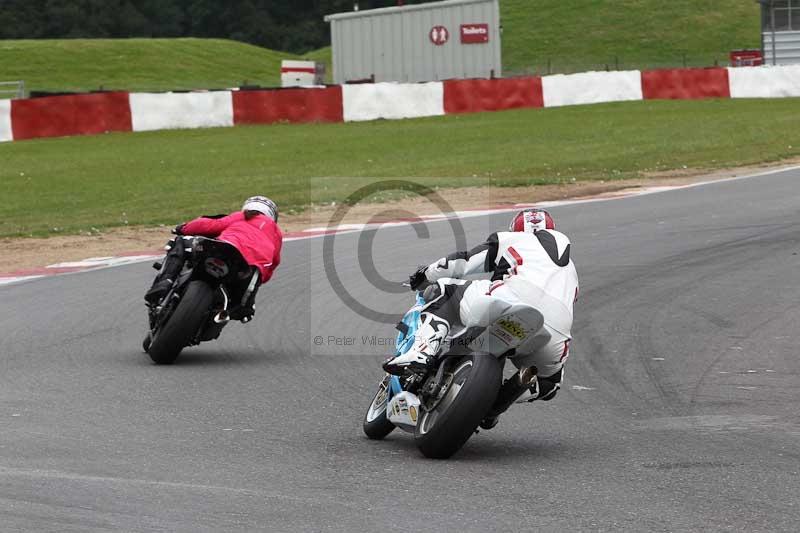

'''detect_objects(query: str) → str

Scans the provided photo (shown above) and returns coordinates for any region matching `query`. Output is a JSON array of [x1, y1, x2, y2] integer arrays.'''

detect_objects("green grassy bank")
[[0, 38, 293, 94], [1, 98, 798, 237]]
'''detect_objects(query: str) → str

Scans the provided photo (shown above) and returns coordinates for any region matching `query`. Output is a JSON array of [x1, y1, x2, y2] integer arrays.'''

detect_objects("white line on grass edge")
[[2, 164, 799, 287]]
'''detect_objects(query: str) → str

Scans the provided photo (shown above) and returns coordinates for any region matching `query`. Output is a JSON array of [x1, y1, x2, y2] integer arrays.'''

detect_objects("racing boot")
[[480, 366, 538, 430], [383, 312, 449, 376], [144, 278, 174, 304], [144, 244, 185, 305], [229, 303, 256, 323]]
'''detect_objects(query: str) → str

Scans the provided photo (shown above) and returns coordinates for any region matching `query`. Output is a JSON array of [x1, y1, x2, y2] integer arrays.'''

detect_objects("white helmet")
[[509, 208, 555, 233], [242, 196, 278, 221]]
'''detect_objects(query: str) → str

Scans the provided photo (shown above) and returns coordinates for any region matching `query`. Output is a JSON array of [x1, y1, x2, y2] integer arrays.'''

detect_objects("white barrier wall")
[[728, 65, 800, 98], [343, 82, 445, 122], [0, 100, 12, 142], [542, 70, 643, 108], [129, 92, 234, 132]]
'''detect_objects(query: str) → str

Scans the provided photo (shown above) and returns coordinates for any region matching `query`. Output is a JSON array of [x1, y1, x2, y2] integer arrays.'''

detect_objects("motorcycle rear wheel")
[[147, 280, 214, 365], [363, 376, 396, 440], [414, 353, 502, 459]]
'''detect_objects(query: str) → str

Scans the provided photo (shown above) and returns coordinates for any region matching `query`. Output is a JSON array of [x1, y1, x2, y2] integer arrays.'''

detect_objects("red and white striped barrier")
[[642, 68, 730, 100], [130, 91, 234, 132], [342, 82, 445, 122], [10, 92, 132, 140], [3, 65, 800, 143], [542, 70, 643, 108], [727, 65, 800, 98], [233, 86, 343, 125], [443, 77, 543, 113], [0, 99, 11, 142]]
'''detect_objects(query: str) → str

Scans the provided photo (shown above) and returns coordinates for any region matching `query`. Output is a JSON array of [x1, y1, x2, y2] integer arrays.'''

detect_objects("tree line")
[[0, 0, 436, 53]]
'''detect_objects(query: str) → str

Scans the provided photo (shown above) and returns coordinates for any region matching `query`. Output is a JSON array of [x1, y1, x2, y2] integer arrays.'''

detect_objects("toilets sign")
[[429, 25, 450, 46], [460, 23, 490, 44]]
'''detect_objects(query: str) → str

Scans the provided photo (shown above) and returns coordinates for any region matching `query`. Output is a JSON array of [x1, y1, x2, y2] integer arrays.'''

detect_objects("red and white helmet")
[[509, 208, 555, 233]]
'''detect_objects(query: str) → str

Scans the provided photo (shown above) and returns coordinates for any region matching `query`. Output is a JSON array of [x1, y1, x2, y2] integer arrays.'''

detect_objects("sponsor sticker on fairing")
[[387, 392, 421, 428], [489, 318, 528, 346], [498, 318, 527, 340]]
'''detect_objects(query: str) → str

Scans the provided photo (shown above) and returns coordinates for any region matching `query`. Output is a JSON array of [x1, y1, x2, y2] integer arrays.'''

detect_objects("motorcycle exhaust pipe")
[[519, 366, 538, 386], [213, 287, 230, 324]]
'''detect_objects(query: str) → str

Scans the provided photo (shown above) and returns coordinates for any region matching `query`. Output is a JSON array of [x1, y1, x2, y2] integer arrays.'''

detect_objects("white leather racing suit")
[[423, 229, 579, 387]]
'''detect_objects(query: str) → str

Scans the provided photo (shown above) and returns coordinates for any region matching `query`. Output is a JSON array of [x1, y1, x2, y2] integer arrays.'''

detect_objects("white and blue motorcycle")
[[363, 287, 546, 459]]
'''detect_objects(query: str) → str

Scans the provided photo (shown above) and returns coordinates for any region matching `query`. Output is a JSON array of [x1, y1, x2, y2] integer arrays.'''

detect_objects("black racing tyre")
[[414, 353, 502, 459], [147, 281, 214, 365], [142, 332, 152, 353], [363, 376, 396, 440]]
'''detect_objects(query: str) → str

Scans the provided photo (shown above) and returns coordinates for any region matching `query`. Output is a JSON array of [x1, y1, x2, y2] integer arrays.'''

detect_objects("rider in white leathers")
[[383, 208, 579, 428]]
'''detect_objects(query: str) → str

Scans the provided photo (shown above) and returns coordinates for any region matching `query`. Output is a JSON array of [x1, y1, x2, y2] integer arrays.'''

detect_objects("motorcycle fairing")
[[386, 295, 546, 408], [386, 391, 421, 430]]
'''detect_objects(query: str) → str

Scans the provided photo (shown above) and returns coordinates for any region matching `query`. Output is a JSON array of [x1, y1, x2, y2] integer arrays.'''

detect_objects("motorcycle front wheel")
[[363, 375, 396, 440], [414, 353, 502, 459]]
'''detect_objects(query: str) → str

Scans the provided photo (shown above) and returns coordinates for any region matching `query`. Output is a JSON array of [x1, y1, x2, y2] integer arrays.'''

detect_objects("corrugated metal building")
[[324, 0, 501, 84], [758, 0, 800, 64]]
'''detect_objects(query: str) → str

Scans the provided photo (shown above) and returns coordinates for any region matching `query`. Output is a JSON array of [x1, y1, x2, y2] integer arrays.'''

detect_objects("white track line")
[[2, 164, 798, 287]]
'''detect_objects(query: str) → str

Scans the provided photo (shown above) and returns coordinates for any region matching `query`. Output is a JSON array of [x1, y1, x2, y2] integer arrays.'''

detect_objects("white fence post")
[[0, 80, 25, 99]]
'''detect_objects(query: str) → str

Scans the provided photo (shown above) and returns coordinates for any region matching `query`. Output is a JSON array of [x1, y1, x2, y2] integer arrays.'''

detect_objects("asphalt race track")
[[1, 169, 799, 532]]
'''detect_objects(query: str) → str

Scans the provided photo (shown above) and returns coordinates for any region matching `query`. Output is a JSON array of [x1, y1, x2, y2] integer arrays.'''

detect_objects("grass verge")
[[1, 98, 799, 237], [0, 38, 294, 94], [501, 0, 760, 74]]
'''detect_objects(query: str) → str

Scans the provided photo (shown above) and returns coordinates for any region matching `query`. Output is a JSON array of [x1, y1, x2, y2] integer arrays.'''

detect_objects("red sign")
[[429, 25, 449, 46], [461, 23, 489, 44], [730, 49, 763, 67]]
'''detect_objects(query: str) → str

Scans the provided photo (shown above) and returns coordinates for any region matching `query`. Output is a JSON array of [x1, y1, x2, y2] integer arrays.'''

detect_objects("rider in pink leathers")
[[146, 196, 282, 321], [383, 208, 579, 428]]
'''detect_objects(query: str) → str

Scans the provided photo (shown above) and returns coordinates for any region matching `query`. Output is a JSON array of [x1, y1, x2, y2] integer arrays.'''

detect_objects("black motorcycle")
[[143, 236, 260, 364]]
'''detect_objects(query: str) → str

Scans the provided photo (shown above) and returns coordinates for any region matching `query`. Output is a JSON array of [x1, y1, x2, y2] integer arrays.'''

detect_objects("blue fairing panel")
[[395, 292, 425, 356]]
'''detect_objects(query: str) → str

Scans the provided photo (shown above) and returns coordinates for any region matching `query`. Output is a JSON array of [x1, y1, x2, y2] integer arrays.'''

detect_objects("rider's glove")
[[172, 224, 185, 235], [409, 266, 429, 291]]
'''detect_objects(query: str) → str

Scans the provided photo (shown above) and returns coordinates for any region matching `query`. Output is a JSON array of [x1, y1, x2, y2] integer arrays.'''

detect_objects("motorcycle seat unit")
[[468, 304, 547, 356]]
